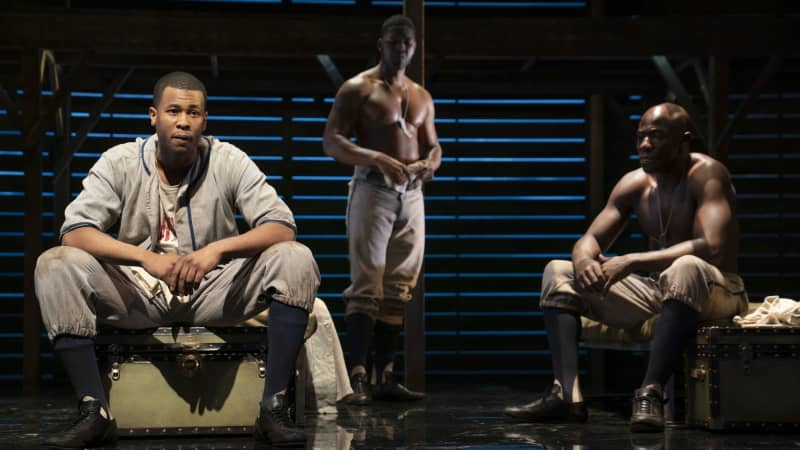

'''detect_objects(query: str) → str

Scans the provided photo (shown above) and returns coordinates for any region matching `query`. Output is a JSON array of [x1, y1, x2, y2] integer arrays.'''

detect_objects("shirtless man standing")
[[504, 103, 748, 432], [323, 14, 441, 405]]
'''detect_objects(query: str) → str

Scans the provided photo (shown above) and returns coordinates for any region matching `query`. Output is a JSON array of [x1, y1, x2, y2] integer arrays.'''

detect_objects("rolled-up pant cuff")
[[539, 293, 586, 315]]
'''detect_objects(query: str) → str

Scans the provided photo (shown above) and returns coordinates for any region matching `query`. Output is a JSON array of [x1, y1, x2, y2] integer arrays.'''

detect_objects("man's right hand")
[[574, 258, 606, 294], [374, 152, 409, 185], [141, 252, 179, 281]]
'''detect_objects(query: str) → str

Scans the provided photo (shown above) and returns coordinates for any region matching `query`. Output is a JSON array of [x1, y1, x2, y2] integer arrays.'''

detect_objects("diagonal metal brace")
[[652, 55, 708, 149], [316, 54, 344, 89], [53, 67, 134, 180], [714, 56, 783, 154]]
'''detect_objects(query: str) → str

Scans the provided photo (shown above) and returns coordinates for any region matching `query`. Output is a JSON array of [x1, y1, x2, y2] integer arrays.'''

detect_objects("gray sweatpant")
[[35, 241, 320, 340], [343, 170, 425, 325]]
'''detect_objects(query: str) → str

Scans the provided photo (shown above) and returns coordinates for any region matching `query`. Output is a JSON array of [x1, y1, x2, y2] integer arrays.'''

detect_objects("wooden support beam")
[[403, 0, 425, 394], [588, 94, 606, 396], [652, 55, 709, 150], [714, 56, 783, 160], [707, 56, 729, 160], [1, 13, 798, 57], [589, 95, 605, 218], [22, 50, 43, 395]]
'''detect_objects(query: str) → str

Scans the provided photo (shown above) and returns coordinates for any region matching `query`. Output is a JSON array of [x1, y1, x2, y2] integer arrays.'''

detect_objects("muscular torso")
[[632, 153, 739, 272], [353, 71, 427, 164]]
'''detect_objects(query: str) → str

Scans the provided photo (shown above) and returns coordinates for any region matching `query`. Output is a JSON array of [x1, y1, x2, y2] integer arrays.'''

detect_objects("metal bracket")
[[111, 362, 121, 381], [258, 358, 266, 379]]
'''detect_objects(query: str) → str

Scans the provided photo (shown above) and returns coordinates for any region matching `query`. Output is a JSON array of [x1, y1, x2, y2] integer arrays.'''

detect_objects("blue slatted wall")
[[0, 89, 588, 382]]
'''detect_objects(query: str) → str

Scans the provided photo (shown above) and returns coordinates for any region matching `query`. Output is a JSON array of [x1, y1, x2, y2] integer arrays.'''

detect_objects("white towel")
[[733, 295, 800, 327]]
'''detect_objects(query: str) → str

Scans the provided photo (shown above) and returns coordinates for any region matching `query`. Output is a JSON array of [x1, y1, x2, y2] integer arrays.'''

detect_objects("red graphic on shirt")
[[160, 212, 177, 242]]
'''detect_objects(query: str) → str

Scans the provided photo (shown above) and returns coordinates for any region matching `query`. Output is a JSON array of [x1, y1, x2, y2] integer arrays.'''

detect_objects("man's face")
[[635, 107, 686, 174], [378, 26, 416, 71], [149, 86, 207, 160]]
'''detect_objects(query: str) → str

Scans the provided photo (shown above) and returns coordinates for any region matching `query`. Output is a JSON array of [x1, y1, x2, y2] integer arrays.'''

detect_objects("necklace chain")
[[653, 178, 683, 249]]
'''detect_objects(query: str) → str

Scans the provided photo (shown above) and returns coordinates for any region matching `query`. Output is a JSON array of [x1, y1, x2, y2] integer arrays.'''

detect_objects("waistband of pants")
[[353, 165, 422, 191]]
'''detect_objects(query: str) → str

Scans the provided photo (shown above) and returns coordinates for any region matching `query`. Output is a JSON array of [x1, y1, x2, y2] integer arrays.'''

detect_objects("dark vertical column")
[[708, 57, 729, 162], [54, 90, 71, 236], [403, 0, 425, 393], [588, 94, 605, 395], [586, 0, 607, 397], [22, 50, 43, 395]]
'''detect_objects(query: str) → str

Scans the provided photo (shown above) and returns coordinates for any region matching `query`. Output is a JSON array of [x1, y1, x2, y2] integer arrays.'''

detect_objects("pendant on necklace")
[[396, 118, 413, 138]]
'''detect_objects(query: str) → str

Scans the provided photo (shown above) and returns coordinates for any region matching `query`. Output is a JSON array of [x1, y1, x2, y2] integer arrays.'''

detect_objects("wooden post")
[[22, 50, 43, 395], [403, 0, 425, 393], [708, 57, 729, 161], [588, 94, 605, 396]]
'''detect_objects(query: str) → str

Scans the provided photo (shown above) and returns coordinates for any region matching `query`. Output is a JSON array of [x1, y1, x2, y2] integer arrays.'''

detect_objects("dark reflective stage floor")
[[3, 384, 799, 449]]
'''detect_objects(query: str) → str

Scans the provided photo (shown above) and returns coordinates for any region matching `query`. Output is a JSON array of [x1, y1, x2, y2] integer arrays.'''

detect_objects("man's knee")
[[35, 246, 96, 291], [540, 259, 580, 308], [659, 255, 709, 309], [36, 246, 93, 272], [543, 259, 574, 285], [263, 241, 319, 279], [661, 255, 706, 289], [665, 255, 705, 274], [260, 241, 320, 312]]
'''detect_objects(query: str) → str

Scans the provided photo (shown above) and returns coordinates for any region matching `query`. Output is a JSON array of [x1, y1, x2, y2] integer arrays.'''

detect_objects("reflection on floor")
[[3, 383, 798, 449]]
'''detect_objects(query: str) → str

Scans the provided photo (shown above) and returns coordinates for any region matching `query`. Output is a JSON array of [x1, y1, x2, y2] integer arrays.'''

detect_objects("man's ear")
[[148, 106, 157, 127]]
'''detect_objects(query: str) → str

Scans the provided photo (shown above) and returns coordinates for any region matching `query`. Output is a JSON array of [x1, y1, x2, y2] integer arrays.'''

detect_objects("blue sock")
[[373, 320, 401, 381], [263, 301, 309, 400], [642, 300, 697, 389], [53, 335, 109, 411], [344, 313, 374, 375], [543, 307, 580, 402]]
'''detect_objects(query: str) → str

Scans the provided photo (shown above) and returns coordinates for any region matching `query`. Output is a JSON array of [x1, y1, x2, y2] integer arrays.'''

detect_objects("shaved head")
[[635, 103, 693, 174], [640, 103, 690, 134]]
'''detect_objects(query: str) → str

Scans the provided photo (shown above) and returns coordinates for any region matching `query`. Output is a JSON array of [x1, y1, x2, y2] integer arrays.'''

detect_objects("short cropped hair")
[[381, 14, 415, 36], [153, 72, 208, 108]]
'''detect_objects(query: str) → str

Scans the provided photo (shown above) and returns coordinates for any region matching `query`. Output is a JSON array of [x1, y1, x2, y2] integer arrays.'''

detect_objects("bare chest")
[[360, 85, 426, 130], [635, 185, 697, 248]]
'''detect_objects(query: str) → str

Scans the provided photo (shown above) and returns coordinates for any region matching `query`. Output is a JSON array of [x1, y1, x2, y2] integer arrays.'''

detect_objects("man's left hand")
[[407, 160, 434, 182], [168, 246, 223, 296], [598, 253, 637, 294]]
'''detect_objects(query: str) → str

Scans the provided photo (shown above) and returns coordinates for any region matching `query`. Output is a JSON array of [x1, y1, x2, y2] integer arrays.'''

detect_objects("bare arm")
[[572, 177, 633, 292], [408, 90, 442, 181], [627, 162, 733, 272], [62, 226, 178, 279], [322, 79, 409, 183], [601, 161, 735, 290], [170, 222, 295, 296]]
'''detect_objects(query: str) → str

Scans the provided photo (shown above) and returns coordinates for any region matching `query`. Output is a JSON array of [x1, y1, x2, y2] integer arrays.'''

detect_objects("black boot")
[[42, 399, 117, 449], [630, 386, 665, 432], [255, 392, 306, 447], [504, 383, 588, 423], [372, 372, 425, 402], [340, 373, 371, 406]]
